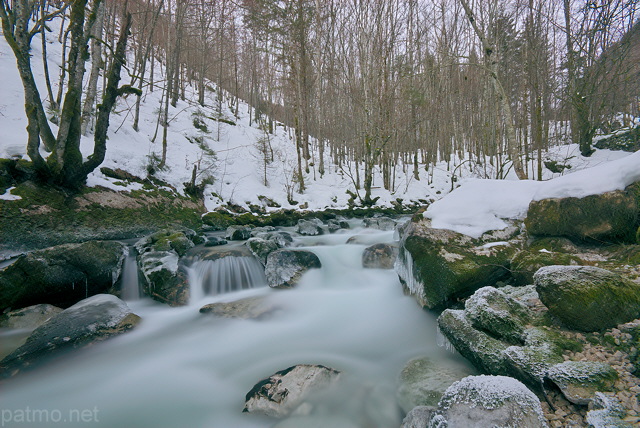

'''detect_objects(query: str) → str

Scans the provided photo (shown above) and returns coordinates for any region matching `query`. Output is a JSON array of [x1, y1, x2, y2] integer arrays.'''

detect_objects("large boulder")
[[431, 375, 548, 428], [247, 238, 280, 265], [135, 229, 198, 306], [395, 219, 517, 309], [546, 361, 618, 405], [534, 265, 640, 331], [265, 249, 321, 288], [0, 294, 140, 378], [362, 243, 398, 269], [396, 357, 475, 414], [0, 241, 127, 312], [243, 364, 341, 418], [525, 188, 639, 243]]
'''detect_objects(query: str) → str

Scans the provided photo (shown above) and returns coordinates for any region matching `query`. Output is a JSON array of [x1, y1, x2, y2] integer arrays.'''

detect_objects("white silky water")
[[1, 227, 472, 428]]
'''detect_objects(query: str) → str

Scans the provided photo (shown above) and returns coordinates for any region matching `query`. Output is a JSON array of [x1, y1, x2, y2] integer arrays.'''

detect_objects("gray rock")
[[243, 364, 341, 418], [534, 265, 640, 331], [401, 406, 436, 428], [395, 219, 516, 309], [257, 231, 294, 248], [362, 243, 398, 269], [525, 188, 638, 243], [225, 226, 252, 241], [434, 375, 548, 428], [546, 361, 618, 405], [363, 217, 396, 231], [586, 392, 633, 428], [247, 237, 280, 265], [0, 304, 62, 329], [0, 294, 140, 378], [297, 219, 323, 236], [265, 249, 322, 288], [326, 219, 350, 233], [464, 287, 532, 344], [251, 226, 276, 236], [396, 357, 474, 413], [0, 240, 127, 312], [199, 296, 278, 319], [204, 236, 227, 247], [135, 229, 199, 306]]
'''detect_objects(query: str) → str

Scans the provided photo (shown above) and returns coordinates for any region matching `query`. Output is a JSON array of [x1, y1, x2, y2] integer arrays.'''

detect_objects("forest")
[[1, 0, 639, 198]]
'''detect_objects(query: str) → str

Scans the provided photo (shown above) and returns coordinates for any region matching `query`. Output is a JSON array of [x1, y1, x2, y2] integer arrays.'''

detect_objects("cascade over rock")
[[0, 240, 127, 312], [0, 294, 140, 378], [395, 219, 518, 309]]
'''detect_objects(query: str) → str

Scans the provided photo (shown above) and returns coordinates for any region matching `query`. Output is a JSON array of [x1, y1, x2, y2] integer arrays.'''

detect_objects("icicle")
[[436, 324, 457, 354]]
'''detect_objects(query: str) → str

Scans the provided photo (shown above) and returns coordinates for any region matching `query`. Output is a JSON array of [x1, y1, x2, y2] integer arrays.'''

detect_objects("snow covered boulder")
[[0, 294, 140, 378], [525, 188, 639, 244], [0, 304, 62, 330], [296, 219, 323, 236], [534, 265, 640, 331], [135, 229, 198, 306], [464, 287, 532, 344], [265, 249, 321, 288], [396, 356, 475, 413], [362, 243, 398, 269], [395, 219, 516, 309], [546, 361, 617, 405], [243, 364, 341, 417], [0, 240, 127, 312], [247, 238, 280, 265], [432, 375, 548, 428], [363, 216, 396, 231]]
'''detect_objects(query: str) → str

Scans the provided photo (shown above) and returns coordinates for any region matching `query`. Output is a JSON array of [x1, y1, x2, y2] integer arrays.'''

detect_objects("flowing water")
[[1, 226, 472, 428]]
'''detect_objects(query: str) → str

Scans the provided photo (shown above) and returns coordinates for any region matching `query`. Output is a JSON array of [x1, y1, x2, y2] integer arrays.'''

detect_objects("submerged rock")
[[0, 304, 62, 330], [199, 296, 278, 319], [265, 249, 321, 288], [546, 361, 618, 405], [395, 219, 516, 309], [0, 294, 140, 378], [433, 375, 548, 427], [534, 265, 640, 331], [525, 188, 639, 243], [0, 240, 127, 312], [396, 357, 475, 413], [243, 364, 341, 418], [362, 243, 398, 269]]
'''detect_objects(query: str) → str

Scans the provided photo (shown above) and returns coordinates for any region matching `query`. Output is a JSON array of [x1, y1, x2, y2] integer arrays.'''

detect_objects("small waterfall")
[[188, 256, 267, 300], [121, 247, 141, 301]]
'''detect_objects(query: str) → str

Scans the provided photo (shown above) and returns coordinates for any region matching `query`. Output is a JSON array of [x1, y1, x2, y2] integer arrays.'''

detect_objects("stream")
[[1, 224, 473, 427]]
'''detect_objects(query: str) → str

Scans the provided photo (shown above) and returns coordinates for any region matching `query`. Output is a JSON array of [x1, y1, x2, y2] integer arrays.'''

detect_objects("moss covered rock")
[[525, 188, 639, 243], [0, 241, 127, 312], [395, 219, 517, 309], [135, 229, 198, 306], [511, 250, 583, 286], [534, 265, 640, 331], [546, 361, 618, 405], [464, 286, 532, 344]]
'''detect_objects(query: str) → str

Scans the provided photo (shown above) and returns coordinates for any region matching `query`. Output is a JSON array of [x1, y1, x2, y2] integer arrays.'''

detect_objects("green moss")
[[511, 250, 583, 286]]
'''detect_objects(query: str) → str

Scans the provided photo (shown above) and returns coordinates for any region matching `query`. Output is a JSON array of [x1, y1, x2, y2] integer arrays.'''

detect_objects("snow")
[[0, 14, 638, 220], [0, 187, 21, 201], [425, 151, 640, 238], [66, 294, 133, 328]]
